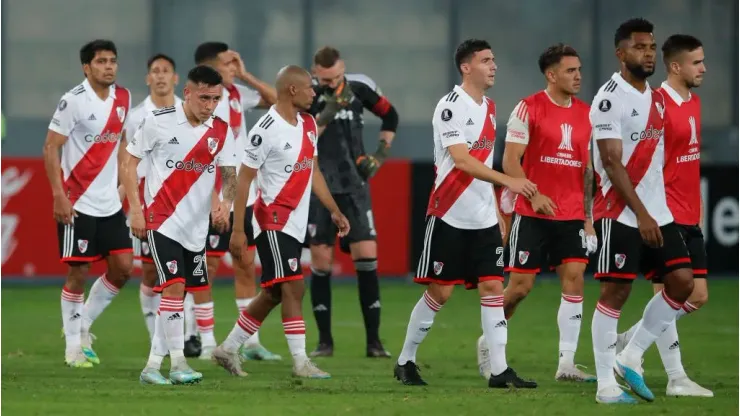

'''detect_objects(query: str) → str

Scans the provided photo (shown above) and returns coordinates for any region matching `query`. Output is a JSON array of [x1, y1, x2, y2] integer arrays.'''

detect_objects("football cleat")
[[184, 335, 202, 358], [309, 342, 334, 358], [140, 367, 172, 385], [488, 367, 537, 388], [394, 361, 427, 386], [239, 344, 283, 361], [595, 385, 639, 404], [212, 345, 248, 377], [666, 377, 714, 397], [555, 363, 597, 382], [65, 350, 93, 368], [366, 340, 392, 358], [80, 332, 99, 365], [169, 365, 203, 385], [292, 360, 331, 379], [614, 353, 654, 402]]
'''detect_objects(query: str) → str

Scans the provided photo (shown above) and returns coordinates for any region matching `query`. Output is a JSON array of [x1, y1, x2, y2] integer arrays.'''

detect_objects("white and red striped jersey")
[[427, 85, 498, 230], [125, 95, 184, 202], [214, 83, 262, 208], [243, 107, 318, 243], [590, 72, 672, 227], [126, 103, 237, 252], [48, 79, 131, 217]]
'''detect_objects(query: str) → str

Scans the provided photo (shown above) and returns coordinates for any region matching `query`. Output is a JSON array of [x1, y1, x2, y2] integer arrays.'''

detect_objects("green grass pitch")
[[2, 278, 738, 415]]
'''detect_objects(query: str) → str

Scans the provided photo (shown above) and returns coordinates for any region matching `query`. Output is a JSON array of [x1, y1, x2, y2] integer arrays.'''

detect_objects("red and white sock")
[[283, 317, 307, 365], [82, 274, 120, 334], [557, 294, 583, 366], [592, 302, 621, 390], [223, 310, 262, 353], [61, 287, 84, 355], [481, 295, 507, 376], [194, 302, 216, 348], [159, 297, 185, 368], [397, 291, 441, 365], [237, 297, 261, 346], [139, 283, 159, 340], [623, 290, 683, 360]]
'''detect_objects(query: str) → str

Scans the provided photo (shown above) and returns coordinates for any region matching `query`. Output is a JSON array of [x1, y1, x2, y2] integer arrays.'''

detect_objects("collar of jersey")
[[145, 95, 183, 111], [83, 78, 116, 102], [268, 106, 302, 129], [175, 102, 213, 127], [660, 81, 690, 106], [453, 85, 487, 108], [611, 72, 651, 97]]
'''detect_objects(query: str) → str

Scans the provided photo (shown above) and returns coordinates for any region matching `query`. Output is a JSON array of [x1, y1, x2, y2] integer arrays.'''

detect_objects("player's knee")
[[599, 281, 632, 310], [350, 240, 377, 259], [426, 284, 453, 305], [310, 246, 334, 270], [665, 269, 694, 301], [508, 274, 535, 298], [688, 281, 708, 308]]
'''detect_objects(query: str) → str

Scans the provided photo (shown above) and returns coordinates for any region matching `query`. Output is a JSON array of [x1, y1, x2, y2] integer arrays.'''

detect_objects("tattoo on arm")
[[220, 166, 237, 202], [584, 165, 594, 219]]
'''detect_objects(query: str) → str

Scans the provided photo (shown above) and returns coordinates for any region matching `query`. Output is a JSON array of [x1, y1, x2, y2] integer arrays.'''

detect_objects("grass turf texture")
[[2, 279, 738, 415]]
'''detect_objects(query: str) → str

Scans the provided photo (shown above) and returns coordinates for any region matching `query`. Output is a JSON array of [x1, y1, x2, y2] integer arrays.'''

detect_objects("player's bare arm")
[[121, 151, 145, 238], [597, 138, 662, 247], [228, 51, 277, 108], [503, 141, 556, 216], [229, 165, 257, 260], [311, 157, 350, 237], [117, 130, 128, 183], [216, 165, 237, 231], [583, 150, 595, 231], [42, 130, 75, 224], [448, 143, 537, 199]]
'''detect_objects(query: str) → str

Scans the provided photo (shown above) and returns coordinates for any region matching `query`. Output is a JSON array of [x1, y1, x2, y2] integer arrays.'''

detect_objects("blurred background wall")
[[2, 0, 737, 163]]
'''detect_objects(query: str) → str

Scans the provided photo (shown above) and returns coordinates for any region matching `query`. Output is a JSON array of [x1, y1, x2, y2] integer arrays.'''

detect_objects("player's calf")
[[503, 272, 536, 319]]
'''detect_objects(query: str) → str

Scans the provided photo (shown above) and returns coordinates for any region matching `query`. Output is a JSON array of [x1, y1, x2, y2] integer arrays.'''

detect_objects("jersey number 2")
[[496, 247, 504, 267], [193, 255, 205, 276]]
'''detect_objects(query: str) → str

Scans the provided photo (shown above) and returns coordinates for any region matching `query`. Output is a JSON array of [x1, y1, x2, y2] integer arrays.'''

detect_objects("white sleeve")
[[124, 108, 144, 140], [216, 127, 238, 167], [242, 126, 271, 169], [505, 101, 530, 144], [433, 103, 466, 148], [126, 113, 157, 158], [48, 94, 78, 136], [590, 95, 623, 141], [238, 85, 262, 112]]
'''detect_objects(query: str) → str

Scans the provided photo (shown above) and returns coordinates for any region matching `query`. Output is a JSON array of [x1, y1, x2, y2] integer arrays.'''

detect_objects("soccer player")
[[189, 41, 279, 360], [123, 65, 237, 385], [308, 46, 399, 358], [212, 65, 350, 379], [616, 34, 712, 397], [393, 39, 538, 388], [476, 44, 598, 382], [43, 40, 133, 368], [589, 18, 696, 404], [123, 53, 183, 340]]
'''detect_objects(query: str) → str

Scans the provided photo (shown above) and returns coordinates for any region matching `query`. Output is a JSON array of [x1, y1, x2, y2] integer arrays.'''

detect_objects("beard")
[[625, 61, 654, 80]]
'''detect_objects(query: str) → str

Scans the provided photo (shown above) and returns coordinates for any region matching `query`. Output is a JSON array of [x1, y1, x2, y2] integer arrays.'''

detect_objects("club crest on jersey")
[[229, 98, 242, 113], [518, 251, 530, 264], [209, 235, 220, 248], [141, 242, 150, 255], [614, 254, 626, 269], [207, 137, 219, 155], [655, 102, 665, 119], [288, 258, 299, 272], [77, 239, 88, 253], [166, 260, 178, 274], [116, 106, 126, 123], [433, 261, 444, 275], [308, 224, 317, 237]]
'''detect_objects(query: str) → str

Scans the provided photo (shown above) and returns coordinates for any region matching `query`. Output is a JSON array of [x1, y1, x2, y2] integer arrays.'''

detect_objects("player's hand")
[[211, 203, 230, 233], [356, 154, 381, 180], [129, 210, 146, 240], [229, 230, 247, 261], [637, 211, 663, 248], [227, 50, 250, 80], [333, 79, 354, 108], [53, 193, 76, 224], [331, 210, 351, 237], [530, 193, 557, 216], [584, 219, 598, 255], [505, 177, 538, 199]]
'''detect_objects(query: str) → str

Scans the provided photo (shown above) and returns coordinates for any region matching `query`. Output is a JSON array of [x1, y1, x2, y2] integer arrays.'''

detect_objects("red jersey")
[[658, 82, 701, 226], [505, 91, 591, 221]]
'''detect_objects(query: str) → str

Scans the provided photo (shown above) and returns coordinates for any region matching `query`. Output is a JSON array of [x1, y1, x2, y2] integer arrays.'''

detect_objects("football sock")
[[622, 290, 683, 361], [193, 301, 216, 348], [223, 310, 262, 353], [592, 302, 620, 389], [183, 292, 197, 339], [310, 268, 333, 344], [557, 294, 583, 366], [146, 312, 168, 370], [82, 273, 119, 334], [283, 317, 308, 366], [139, 283, 159, 340], [159, 297, 185, 368], [397, 291, 441, 365], [481, 295, 508, 376], [355, 258, 382, 344], [61, 286, 84, 355], [655, 319, 687, 380], [238, 297, 261, 346]]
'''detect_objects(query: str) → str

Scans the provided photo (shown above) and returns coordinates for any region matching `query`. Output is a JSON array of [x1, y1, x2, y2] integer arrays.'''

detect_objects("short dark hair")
[[147, 53, 176, 71], [80, 40, 117, 65], [614, 18, 654, 47], [454, 39, 492, 75], [187, 65, 223, 86], [538, 43, 580, 73], [194, 42, 229, 64], [662, 34, 703, 66], [313, 46, 341, 68]]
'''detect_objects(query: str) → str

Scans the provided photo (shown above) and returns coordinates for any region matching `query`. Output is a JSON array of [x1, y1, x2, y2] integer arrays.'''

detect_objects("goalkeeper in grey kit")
[[307, 46, 399, 358]]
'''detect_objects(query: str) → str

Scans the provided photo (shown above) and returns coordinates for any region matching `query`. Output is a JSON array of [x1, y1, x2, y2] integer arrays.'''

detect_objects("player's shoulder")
[[590, 78, 626, 114], [152, 105, 176, 117], [571, 96, 591, 111], [57, 82, 87, 108], [249, 111, 279, 140], [346, 73, 381, 94], [234, 83, 256, 96], [433, 89, 467, 121]]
